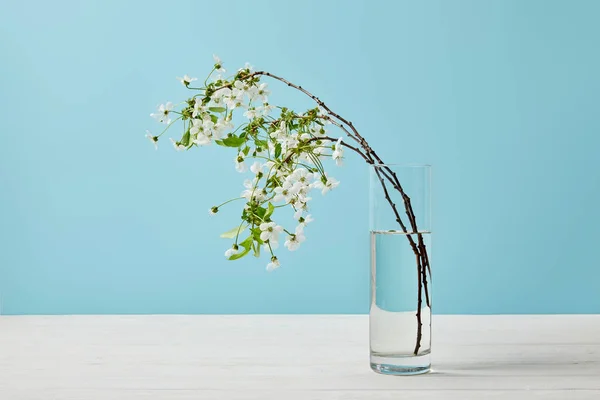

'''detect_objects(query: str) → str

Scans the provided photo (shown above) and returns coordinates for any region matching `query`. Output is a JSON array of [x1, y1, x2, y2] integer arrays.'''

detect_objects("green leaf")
[[181, 130, 191, 147], [275, 143, 282, 158], [227, 236, 253, 261], [209, 107, 226, 113], [255, 206, 267, 220], [219, 136, 246, 148], [264, 203, 275, 220], [255, 139, 268, 148], [220, 225, 247, 239], [239, 235, 254, 249], [228, 246, 251, 260], [210, 114, 218, 124], [250, 227, 263, 243]]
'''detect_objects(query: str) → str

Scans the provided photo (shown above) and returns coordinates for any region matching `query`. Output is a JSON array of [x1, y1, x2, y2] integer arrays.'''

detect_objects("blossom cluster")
[[147, 56, 343, 271]]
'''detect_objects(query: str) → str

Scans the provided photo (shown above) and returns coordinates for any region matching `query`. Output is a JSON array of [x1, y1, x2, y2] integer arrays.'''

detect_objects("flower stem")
[[216, 197, 245, 208], [156, 116, 183, 137]]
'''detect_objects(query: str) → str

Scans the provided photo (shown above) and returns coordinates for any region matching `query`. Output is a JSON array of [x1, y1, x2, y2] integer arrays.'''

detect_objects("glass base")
[[370, 353, 431, 375]]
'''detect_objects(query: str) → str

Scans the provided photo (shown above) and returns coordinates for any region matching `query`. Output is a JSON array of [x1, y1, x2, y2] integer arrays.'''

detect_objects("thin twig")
[[373, 168, 425, 354], [414, 253, 423, 355]]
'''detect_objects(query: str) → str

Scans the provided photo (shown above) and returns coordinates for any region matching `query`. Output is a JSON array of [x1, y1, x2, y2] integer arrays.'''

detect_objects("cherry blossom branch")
[[246, 71, 432, 354], [159, 64, 431, 355]]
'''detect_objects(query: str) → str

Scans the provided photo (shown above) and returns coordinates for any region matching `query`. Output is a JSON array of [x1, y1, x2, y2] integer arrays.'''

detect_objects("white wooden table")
[[0, 315, 598, 399]]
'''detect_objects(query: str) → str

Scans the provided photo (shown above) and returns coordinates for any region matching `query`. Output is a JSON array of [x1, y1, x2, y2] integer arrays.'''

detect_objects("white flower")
[[212, 96, 225, 106], [246, 85, 258, 101], [259, 222, 283, 243], [190, 119, 202, 135], [266, 257, 280, 272], [332, 137, 344, 166], [240, 178, 266, 202], [213, 54, 226, 73], [223, 96, 237, 110], [243, 107, 259, 120], [232, 80, 248, 99], [257, 189, 268, 202], [259, 103, 275, 116], [234, 152, 247, 173], [246, 83, 269, 103], [145, 131, 158, 150], [191, 122, 209, 145], [193, 98, 206, 118], [291, 168, 314, 185], [270, 121, 287, 141], [269, 130, 284, 141], [285, 132, 300, 150], [191, 117, 219, 146], [250, 161, 264, 175], [170, 138, 186, 151], [211, 87, 233, 107], [291, 182, 311, 202], [254, 83, 270, 103], [203, 117, 217, 136], [267, 141, 277, 156], [238, 62, 254, 73], [313, 173, 340, 195], [194, 135, 211, 146], [273, 180, 295, 203], [215, 117, 234, 135], [210, 87, 234, 109], [298, 214, 314, 226], [288, 170, 313, 201], [224, 90, 244, 110], [150, 102, 174, 124], [225, 246, 239, 258], [177, 74, 197, 87], [284, 227, 306, 252], [296, 200, 312, 218], [240, 189, 253, 201], [243, 178, 255, 189], [212, 87, 230, 100]]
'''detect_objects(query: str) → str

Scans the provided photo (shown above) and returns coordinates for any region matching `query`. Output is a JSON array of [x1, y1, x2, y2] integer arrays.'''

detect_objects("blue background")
[[1, 0, 598, 315]]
